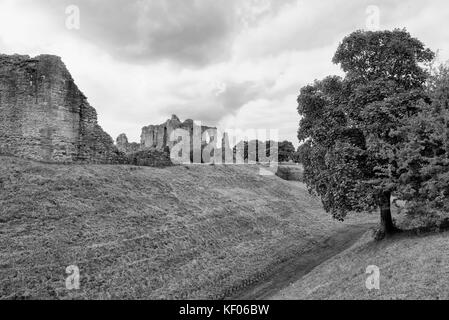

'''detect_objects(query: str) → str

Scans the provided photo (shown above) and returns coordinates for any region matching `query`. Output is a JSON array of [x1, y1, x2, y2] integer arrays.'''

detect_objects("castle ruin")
[[0, 54, 120, 163], [0, 53, 215, 166], [116, 115, 215, 155]]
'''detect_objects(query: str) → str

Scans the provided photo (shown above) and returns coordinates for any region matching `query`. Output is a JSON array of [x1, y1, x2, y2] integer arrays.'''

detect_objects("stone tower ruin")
[[0, 54, 120, 163]]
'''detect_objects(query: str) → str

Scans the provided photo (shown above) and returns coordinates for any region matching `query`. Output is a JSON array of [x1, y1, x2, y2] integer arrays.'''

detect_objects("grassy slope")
[[0, 156, 355, 300], [272, 230, 449, 300]]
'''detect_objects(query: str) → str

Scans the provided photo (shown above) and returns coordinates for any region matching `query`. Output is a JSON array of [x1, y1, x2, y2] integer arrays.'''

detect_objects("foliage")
[[291, 149, 302, 163], [278, 141, 296, 162], [396, 64, 449, 212], [232, 140, 278, 162], [126, 147, 173, 167], [297, 29, 435, 231]]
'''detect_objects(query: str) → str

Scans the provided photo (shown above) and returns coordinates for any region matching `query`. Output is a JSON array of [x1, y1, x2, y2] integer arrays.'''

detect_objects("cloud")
[[165, 80, 270, 123], [1, 0, 449, 145], [12, 0, 234, 66], [21, 0, 295, 67]]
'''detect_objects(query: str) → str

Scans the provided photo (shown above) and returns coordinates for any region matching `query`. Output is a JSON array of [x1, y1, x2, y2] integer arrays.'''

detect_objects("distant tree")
[[291, 148, 302, 164], [297, 29, 435, 236], [233, 140, 277, 162], [278, 141, 296, 162]]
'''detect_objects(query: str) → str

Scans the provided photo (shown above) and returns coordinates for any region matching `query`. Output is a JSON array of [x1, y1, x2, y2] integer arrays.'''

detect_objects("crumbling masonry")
[[0, 54, 120, 163], [117, 115, 215, 155]]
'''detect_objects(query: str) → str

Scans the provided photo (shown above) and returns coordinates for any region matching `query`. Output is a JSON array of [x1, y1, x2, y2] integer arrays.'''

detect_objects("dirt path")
[[227, 223, 375, 300]]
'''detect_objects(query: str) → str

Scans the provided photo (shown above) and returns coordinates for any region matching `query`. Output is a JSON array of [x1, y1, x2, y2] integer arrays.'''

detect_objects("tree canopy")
[[396, 64, 449, 213], [278, 141, 296, 162], [297, 29, 436, 235]]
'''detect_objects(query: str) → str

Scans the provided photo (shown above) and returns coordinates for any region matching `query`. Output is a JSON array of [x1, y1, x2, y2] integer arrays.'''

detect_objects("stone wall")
[[115, 116, 215, 165], [0, 54, 120, 163], [140, 115, 215, 152], [116, 133, 140, 154]]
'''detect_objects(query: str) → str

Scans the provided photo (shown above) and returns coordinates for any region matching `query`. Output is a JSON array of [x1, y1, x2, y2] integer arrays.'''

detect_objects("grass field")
[[273, 227, 449, 300], [0, 155, 366, 300]]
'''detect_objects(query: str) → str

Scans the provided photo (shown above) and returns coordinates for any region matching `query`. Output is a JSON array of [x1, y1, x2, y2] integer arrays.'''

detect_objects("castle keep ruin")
[[0, 54, 120, 163], [117, 115, 215, 155], [140, 115, 215, 151]]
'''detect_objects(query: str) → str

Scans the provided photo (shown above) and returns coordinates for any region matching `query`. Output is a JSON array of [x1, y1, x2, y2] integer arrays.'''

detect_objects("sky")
[[0, 0, 448, 146]]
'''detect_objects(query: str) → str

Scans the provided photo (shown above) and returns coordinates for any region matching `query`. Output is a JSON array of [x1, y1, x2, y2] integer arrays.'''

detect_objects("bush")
[[126, 148, 173, 168], [275, 166, 304, 181]]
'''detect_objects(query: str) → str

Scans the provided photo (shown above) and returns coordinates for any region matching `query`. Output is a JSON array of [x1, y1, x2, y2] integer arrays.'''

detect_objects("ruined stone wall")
[[140, 115, 215, 151], [0, 54, 120, 163], [116, 133, 140, 154], [115, 134, 172, 167], [140, 115, 182, 150]]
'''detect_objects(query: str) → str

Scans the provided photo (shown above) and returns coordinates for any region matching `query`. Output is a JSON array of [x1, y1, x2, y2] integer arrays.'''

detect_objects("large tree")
[[297, 29, 435, 235]]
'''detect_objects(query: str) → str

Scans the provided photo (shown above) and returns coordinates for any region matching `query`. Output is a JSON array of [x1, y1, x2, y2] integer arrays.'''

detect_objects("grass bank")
[[0, 156, 356, 299]]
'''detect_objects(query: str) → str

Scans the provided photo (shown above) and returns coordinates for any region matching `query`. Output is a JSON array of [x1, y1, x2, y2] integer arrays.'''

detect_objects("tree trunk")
[[379, 191, 397, 235]]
